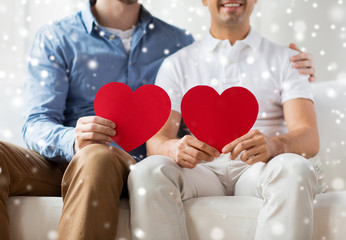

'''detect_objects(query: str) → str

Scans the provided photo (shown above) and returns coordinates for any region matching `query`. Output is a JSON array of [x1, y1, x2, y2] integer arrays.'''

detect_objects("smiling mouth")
[[220, 2, 243, 8]]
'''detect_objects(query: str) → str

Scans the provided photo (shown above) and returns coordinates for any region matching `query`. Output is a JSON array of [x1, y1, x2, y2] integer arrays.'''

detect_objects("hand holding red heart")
[[181, 86, 259, 153], [94, 83, 171, 152], [173, 135, 220, 169], [74, 116, 116, 153], [93, 83, 261, 165], [222, 129, 283, 165]]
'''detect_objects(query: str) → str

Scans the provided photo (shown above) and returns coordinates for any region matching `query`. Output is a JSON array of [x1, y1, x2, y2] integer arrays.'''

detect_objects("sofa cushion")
[[184, 192, 346, 240], [7, 197, 131, 240], [8, 192, 346, 240]]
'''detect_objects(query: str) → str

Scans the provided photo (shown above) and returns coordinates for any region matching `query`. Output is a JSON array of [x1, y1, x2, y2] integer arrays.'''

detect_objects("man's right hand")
[[74, 116, 116, 153], [173, 135, 220, 169]]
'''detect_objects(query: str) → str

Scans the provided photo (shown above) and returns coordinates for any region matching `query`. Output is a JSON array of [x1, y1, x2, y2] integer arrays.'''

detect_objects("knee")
[[128, 155, 177, 188], [72, 144, 134, 177], [269, 153, 317, 181]]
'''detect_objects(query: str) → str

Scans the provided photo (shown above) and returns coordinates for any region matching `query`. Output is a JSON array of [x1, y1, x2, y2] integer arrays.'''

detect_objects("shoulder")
[[260, 37, 298, 59], [150, 16, 194, 46], [34, 11, 83, 40], [160, 40, 199, 67]]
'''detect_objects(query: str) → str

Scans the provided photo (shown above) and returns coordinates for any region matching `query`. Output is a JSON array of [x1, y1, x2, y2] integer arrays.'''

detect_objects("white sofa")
[[8, 79, 346, 240]]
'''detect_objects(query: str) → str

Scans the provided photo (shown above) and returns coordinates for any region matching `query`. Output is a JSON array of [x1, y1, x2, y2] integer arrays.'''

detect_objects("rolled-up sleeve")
[[22, 26, 75, 162]]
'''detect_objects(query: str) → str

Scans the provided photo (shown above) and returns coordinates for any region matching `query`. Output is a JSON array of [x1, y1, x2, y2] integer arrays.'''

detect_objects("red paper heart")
[[181, 86, 259, 152], [94, 83, 171, 152]]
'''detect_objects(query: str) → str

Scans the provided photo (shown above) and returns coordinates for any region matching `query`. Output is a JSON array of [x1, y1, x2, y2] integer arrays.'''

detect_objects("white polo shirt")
[[155, 28, 326, 193], [155, 27, 313, 138]]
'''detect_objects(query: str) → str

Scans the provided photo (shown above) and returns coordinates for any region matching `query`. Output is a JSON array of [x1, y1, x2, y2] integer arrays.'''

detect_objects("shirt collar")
[[240, 27, 262, 52], [81, 0, 96, 34], [202, 27, 262, 52], [81, 0, 153, 34], [138, 5, 153, 24]]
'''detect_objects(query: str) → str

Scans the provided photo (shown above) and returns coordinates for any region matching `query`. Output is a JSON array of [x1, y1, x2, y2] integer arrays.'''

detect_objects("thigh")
[[234, 161, 265, 197], [130, 155, 227, 200], [0, 141, 65, 196], [182, 160, 227, 199], [64, 144, 136, 198]]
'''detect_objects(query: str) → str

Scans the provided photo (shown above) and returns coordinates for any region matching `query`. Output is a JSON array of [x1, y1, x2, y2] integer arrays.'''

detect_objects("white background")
[[0, 0, 345, 147]]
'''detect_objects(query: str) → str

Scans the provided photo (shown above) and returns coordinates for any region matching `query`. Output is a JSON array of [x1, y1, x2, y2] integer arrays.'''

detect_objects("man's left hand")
[[221, 129, 282, 165], [289, 43, 316, 82]]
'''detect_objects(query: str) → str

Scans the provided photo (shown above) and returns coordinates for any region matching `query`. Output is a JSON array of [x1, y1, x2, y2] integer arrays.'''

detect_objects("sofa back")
[[312, 79, 346, 191]]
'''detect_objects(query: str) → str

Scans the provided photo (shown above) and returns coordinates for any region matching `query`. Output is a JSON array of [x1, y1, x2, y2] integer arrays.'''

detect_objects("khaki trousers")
[[0, 141, 135, 240]]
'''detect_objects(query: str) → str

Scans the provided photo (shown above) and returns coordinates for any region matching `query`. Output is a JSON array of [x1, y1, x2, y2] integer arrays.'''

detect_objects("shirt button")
[[129, 61, 132, 66], [228, 59, 233, 64], [109, 35, 115, 40]]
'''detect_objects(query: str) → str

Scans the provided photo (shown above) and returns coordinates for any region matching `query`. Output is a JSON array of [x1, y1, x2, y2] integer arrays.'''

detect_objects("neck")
[[210, 22, 250, 45], [92, 0, 140, 30]]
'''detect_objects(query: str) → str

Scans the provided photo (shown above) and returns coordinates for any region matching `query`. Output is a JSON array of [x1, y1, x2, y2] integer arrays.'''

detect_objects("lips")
[[220, 1, 244, 8]]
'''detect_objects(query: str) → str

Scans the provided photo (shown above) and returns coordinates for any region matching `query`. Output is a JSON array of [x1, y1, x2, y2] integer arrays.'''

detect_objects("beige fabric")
[[128, 153, 318, 240]]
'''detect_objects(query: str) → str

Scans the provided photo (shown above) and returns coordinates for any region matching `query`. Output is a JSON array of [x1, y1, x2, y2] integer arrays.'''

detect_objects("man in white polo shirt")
[[128, 0, 322, 239]]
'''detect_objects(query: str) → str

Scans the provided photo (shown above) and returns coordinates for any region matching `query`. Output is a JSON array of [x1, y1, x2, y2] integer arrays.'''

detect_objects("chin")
[[223, 13, 246, 24]]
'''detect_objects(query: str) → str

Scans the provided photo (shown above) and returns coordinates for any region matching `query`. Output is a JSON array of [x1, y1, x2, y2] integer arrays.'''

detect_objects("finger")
[[176, 158, 196, 169], [222, 138, 238, 154], [309, 75, 316, 82], [293, 60, 312, 69], [246, 152, 269, 165], [79, 116, 116, 128], [90, 140, 113, 145], [299, 68, 315, 76], [181, 152, 202, 165], [231, 139, 256, 160], [75, 140, 94, 150], [291, 52, 312, 62], [82, 123, 116, 137], [245, 154, 263, 165], [289, 43, 300, 52], [222, 130, 258, 153], [189, 138, 220, 157], [240, 147, 260, 162], [183, 161, 197, 169], [81, 132, 113, 142], [176, 143, 202, 165], [183, 146, 213, 162]]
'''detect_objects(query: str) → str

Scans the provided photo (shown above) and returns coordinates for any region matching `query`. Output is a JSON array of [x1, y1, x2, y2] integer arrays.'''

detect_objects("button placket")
[[223, 50, 240, 88]]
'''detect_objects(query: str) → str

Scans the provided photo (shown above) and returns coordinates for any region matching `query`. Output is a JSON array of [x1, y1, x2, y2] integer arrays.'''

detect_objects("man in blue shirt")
[[0, 0, 316, 239]]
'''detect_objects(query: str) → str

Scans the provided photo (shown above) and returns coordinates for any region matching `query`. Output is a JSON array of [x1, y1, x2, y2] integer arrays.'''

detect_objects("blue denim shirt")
[[22, 2, 194, 162]]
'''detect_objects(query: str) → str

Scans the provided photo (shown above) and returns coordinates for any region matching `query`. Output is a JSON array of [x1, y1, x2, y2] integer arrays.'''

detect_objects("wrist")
[[167, 139, 180, 160], [271, 136, 287, 158]]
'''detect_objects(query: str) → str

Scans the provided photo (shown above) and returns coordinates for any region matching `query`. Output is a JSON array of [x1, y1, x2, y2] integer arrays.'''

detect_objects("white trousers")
[[128, 153, 318, 240]]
